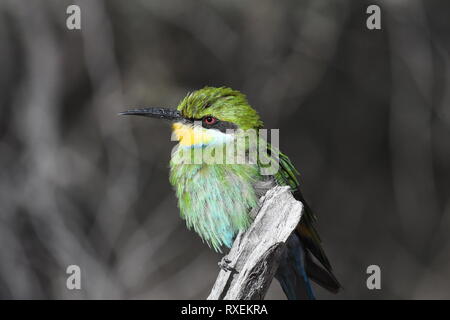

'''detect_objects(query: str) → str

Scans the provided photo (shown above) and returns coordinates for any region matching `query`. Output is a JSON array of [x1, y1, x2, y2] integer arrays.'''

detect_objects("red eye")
[[203, 116, 218, 126]]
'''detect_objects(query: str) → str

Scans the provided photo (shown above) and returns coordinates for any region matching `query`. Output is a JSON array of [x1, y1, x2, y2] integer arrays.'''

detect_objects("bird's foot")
[[218, 256, 237, 273]]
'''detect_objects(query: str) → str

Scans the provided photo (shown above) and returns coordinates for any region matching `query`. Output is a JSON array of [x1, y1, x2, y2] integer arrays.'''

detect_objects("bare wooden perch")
[[207, 186, 303, 300]]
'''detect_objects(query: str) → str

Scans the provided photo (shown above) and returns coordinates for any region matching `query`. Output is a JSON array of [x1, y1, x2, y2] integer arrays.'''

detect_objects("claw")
[[218, 256, 237, 273]]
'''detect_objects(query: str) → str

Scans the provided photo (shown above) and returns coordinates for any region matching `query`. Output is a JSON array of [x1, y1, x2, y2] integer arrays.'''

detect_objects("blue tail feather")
[[275, 233, 315, 300]]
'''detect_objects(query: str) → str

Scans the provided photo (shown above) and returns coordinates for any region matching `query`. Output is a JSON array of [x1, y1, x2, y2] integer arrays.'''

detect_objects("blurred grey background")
[[0, 0, 449, 299]]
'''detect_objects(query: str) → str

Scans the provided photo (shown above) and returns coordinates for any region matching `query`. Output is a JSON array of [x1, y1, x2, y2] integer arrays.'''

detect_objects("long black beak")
[[118, 107, 183, 121]]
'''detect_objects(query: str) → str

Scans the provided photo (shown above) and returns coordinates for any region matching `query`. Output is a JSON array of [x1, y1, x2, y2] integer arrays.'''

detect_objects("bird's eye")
[[203, 116, 218, 126]]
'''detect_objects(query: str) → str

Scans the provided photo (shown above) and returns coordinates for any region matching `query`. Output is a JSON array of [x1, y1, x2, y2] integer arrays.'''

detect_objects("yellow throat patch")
[[172, 122, 213, 147]]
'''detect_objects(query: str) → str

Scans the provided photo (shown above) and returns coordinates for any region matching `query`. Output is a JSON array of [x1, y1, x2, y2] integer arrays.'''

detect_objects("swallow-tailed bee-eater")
[[120, 86, 340, 299]]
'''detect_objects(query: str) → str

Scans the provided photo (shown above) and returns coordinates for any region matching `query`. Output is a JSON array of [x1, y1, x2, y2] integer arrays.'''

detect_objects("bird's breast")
[[169, 160, 262, 252]]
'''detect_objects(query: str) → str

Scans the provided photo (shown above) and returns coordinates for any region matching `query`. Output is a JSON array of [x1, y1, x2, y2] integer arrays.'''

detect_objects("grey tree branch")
[[207, 186, 303, 300]]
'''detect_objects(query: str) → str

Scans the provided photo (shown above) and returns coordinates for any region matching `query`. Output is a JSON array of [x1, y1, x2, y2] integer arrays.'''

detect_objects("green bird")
[[120, 86, 340, 299]]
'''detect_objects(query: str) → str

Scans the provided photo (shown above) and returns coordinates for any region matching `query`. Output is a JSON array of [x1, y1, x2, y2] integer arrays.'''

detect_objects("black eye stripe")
[[203, 120, 237, 132], [182, 117, 238, 132], [201, 116, 218, 129]]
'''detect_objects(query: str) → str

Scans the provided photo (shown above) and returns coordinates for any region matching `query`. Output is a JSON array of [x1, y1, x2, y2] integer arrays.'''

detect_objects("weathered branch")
[[207, 186, 303, 300]]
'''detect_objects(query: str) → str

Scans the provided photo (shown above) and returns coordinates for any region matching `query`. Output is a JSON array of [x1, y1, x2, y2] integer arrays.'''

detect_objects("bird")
[[119, 86, 341, 299]]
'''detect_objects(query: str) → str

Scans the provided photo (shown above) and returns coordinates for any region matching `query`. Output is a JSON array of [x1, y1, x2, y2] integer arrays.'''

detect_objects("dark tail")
[[275, 233, 315, 300], [304, 250, 341, 294], [275, 233, 341, 299]]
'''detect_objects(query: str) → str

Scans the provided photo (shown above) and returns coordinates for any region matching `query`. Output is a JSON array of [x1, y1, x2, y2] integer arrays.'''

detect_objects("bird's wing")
[[255, 142, 341, 294], [264, 143, 333, 273]]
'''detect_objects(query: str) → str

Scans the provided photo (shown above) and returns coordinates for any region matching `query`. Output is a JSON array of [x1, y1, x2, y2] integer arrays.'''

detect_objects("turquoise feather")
[[123, 86, 342, 298], [170, 145, 262, 251]]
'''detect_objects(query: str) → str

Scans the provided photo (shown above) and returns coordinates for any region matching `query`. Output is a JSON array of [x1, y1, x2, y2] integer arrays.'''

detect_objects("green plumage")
[[169, 88, 262, 250], [170, 155, 261, 251], [121, 86, 340, 297], [168, 87, 321, 257], [177, 87, 263, 130]]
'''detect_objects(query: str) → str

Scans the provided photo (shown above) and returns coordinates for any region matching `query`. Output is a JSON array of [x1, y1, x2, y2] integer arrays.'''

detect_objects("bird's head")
[[120, 87, 263, 148]]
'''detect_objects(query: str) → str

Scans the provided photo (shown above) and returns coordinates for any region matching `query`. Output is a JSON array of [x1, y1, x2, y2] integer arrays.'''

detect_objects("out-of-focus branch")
[[208, 186, 303, 300]]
